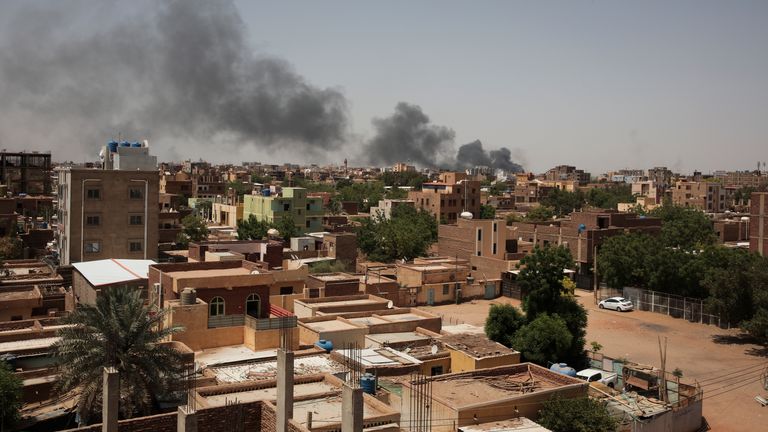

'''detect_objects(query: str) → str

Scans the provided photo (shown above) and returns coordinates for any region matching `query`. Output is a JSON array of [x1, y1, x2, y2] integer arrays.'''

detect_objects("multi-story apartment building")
[[545, 165, 591, 185], [56, 142, 159, 265], [671, 180, 725, 212], [242, 187, 323, 234], [0, 151, 52, 195], [751, 192, 768, 256], [408, 172, 481, 223], [392, 162, 416, 173], [648, 167, 673, 189], [712, 170, 768, 189]]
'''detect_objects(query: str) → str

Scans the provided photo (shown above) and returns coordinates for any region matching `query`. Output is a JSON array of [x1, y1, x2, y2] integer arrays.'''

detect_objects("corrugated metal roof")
[[72, 259, 156, 287]]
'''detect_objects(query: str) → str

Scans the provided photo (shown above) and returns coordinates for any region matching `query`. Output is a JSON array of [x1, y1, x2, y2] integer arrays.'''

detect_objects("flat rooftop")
[[441, 323, 486, 335], [292, 394, 389, 428], [366, 332, 431, 346], [346, 316, 389, 326], [441, 333, 519, 359], [381, 312, 426, 322], [335, 347, 422, 367], [0, 336, 60, 354], [202, 380, 337, 407], [0, 287, 41, 301], [196, 345, 277, 368], [302, 320, 361, 332], [310, 272, 357, 282], [305, 298, 385, 308], [208, 355, 344, 383], [427, 364, 583, 408], [166, 267, 252, 279], [459, 418, 551, 432]]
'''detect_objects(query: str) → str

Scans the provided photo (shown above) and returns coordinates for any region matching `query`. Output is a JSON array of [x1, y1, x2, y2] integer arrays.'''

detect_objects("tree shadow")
[[712, 333, 768, 357]]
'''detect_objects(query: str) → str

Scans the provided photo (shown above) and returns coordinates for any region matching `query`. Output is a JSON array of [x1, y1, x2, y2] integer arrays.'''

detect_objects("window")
[[129, 188, 143, 199], [86, 215, 100, 226], [306, 204, 311, 210], [477, 229, 482, 241], [86, 189, 100, 199], [280, 286, 293, 295], [443, 284, 450, 295], [209, 296, 225, 316], [283, 203, 291, 211], [477, 250, 482, 256], [493, 222, 497, 232], [493, 243, 497, 255], [246, 293, 261, 318], [306, 220, 311, 228], [431, 366, 444, 376], [85, 241, 101, 253], [129, 215, 143, 225], [129, 241, 143, 252]]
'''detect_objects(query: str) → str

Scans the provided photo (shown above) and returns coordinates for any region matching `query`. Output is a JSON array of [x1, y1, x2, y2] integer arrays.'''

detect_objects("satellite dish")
[[460, 211, 473, 220], [250, 270, 260, 274], [430, 345, 439, 355], [386, 300, 393, 309]]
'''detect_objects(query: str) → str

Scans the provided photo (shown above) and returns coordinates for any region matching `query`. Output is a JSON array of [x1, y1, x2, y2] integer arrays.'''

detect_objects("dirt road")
[[420, 292, 768, 431]]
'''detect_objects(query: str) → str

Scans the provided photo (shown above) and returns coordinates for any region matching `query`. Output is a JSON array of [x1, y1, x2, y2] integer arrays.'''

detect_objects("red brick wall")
[[195, 285, 270, 318]]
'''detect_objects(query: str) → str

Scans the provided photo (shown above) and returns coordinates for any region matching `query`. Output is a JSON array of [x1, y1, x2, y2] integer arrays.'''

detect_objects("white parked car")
[[598, 297, 634, 312], [576, 368, 618, 388]]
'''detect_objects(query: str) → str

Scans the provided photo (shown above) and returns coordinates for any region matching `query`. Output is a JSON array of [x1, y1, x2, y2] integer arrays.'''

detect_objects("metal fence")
[[601, 287, 728, 328], [207, 314, 245, 328]]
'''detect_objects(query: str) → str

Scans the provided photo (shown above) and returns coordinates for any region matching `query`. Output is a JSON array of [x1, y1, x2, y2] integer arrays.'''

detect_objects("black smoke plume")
[[0, 0, 347, 161]]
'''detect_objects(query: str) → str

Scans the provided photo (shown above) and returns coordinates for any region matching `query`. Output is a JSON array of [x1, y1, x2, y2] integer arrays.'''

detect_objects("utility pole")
[[658, 336, 668, 403]]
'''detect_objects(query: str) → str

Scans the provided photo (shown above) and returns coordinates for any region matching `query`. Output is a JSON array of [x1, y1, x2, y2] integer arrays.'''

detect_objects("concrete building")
[[393, 162, 416, 172], [305, 272, 360, 298], [243, 187, 324, 234], [544, 165, 591, 185], [56, 147, 159, 265], [648, 166, 673, 189], [408, 172, 481, 223], [440, 333, 521, 373], [369, 198, 415, 220], [751, 192, 768, 256], [0, 151, 52, 195], [400, 363, 588, 432], [439, 218, 524, 281], [671, 180, 725, 212], [71, 258, 155, 305], [212, 192, 243, 227], [100, 140, 157, 171]]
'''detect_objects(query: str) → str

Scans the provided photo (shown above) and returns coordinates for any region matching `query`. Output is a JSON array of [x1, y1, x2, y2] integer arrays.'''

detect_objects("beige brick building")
[[671, 180, 725, 212], [408, 172, 481, 223]]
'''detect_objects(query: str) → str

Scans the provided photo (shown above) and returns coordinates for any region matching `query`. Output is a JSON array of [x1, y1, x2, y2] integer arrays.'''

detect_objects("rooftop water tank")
[[120, 141, 131, 147], [549, 362, 577, 377], [131, 142, 142, 148], [578, 223, 586, 233], [460, 211, 473, 220], [180, 287, 197, 305], [360, 373, 376, 395], [315, 339, 333, 352], [108, 141, 118, 153], [261, 188, 271, 197]]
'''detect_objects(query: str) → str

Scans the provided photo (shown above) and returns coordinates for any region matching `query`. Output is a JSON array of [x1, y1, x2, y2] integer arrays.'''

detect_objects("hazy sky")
[[1, 0, 767, 174]]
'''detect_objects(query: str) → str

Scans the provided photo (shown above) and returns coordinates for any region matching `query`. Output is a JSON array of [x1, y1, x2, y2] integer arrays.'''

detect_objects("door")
[[427, 288, 435, 306], [246, 293, 261, 318], [484, 282, 495, 299]]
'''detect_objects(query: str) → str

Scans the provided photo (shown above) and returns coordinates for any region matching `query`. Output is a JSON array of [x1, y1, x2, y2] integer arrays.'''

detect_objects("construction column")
[[102, 367, 119, 432], [277, 349, 295, 432], [342, 384, 363, 432]]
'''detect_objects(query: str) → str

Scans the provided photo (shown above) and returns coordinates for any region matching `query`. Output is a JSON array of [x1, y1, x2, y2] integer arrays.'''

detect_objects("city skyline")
[[0, 0, 767, 174]]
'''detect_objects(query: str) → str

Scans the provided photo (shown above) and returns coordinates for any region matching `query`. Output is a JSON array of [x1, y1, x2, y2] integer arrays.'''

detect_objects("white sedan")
[[598, 297, 634, 312]]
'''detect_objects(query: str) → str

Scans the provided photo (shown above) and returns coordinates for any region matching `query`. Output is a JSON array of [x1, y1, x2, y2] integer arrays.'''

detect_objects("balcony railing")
[[207, 314, 245, 328]]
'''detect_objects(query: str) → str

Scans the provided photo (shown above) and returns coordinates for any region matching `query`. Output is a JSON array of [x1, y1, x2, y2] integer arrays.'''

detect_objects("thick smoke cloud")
[[365, 103, 524, 172], [0, 0, 347, 161], [364, 102, 456, 168]]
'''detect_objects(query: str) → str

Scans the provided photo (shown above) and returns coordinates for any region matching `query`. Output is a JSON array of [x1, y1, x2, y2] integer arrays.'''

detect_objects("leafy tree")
[[585, 184, 634, 209], [649, 205, 715, 250], [0, 360, 22, 430], [513, 313, 573, 365], [237, 215, 271, 240], [385, 187, 408, 200], [0, 236, 23, 260], [51, 287, 185, 423], [226, 180, 250, 198], [519, 245, 575, 321], [337, 181, 386, 213], [309, 260, 349, 274], [357, 205, 437, 262], [525, 205, 555, 222], [506, 213, 524, 225], [537, 395, 618, 432], [540, 189, 585, 217], [489, 182, 510, 196], [181, 214, 208, 242], [380, 171, 427, 188], [193, 199, 212, 217], [273, 215, 300, 240], [479, 204, 496, 220], [484, 304, 526, 348], [251, 174, 273, 184]]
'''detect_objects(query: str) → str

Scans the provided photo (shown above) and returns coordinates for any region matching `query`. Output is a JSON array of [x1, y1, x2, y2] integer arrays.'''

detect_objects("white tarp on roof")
[[72, 259, 156, 286]]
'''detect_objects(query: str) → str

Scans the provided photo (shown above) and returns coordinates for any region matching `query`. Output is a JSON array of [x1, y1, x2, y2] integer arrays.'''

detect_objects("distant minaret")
[[344, 158, 348, 173]]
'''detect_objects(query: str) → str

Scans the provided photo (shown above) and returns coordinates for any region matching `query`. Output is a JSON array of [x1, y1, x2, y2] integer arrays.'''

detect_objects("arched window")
[[246, 293, 261, 318], [209, 296, 225, 317]]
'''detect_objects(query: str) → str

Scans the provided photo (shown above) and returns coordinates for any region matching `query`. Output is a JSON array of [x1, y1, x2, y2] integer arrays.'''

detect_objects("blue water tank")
[[578, 223, 586, 233], [360, 373, 376, 395], [120, 141, 131, 147], [108, 141, 118, 153], [550, 363, 577, 377], [315, 339, 333, 352], [131, 142, 142, 148], [261, 188, 271, 197]]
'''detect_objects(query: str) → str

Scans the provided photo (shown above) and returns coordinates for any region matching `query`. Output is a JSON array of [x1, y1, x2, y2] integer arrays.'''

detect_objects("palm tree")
[[52, 286, 185, 424]]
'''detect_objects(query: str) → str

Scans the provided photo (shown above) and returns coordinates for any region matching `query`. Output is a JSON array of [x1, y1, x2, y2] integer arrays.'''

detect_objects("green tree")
[[489, 182, 510, 196], [585, 184, 634, 209], [237, 215, 271, 240], [537, 395, 618, 432], [525, 206, 555, 222], [479, 204, 496, 220], [337, 181, 386, 213], [178, 214, 209, 245], [51, 287, 185, 423], [519, 245, 575, 320], [380, 171, 427, 188], [0, 360, 22, 430], [357, 205, 437, 262], [649, 205, 715, 250], [484, 304, 526, 348], [598, 233, 658, 289], [226, 180, 250, 198], [540, 189, 585, 217], [505, 213, 523, 225], [513, 314, 573, 365], [273, 215, 299, 240], [309, 260, 349, 274]]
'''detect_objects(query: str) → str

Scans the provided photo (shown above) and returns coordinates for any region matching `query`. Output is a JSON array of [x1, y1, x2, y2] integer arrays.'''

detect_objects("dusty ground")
[[419, 291, 768, 432]]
